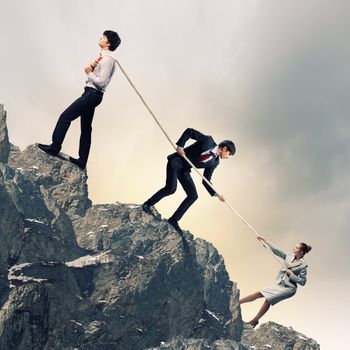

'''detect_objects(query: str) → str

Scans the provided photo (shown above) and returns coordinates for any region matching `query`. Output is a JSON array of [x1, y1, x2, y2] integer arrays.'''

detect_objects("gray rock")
[[192, 238, 242, 341], [241, 321, 320, 350], [147, 337, 247, 350], [8, 144, 92, 218], [0, 105, 10, 163], [0, 171, 243, 350], [0, 263, 86, 350], [0, 208, 242, 350], [0, 108, 320, 349], [0, 163, 84, 268], [71, 202, 243, 348]]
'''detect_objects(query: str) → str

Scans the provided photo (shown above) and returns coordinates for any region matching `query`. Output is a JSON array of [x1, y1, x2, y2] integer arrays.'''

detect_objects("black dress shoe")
[[142, 202, 152, 214], [69, 157, 86, 170], [167, 217, 183, 234], [38, 143, 59, 156]]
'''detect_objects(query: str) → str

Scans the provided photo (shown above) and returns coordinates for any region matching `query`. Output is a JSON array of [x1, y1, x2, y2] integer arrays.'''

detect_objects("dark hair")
[[300, 243, 312, 255], [219, 140, 236, 156], [103, 30, 121, 51]]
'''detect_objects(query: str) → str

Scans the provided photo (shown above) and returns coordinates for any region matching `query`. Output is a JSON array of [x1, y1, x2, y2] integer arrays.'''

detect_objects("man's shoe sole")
[[69, 157, 85, 170], [142, 203, 152, 214], [38, 144, 59, 156], [167, 219, 183, 234]]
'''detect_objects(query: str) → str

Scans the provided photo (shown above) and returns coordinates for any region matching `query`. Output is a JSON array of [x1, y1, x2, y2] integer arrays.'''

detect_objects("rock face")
[[70, 202, 242, 348], [9, 144, 92, 218], [241, 322, 320, 350], [0, 105, 10, 163], [0, 163, 83, 268], [0, 106, 320, 349], [0, 109, 241, 349], [147, 337, 247, 350]]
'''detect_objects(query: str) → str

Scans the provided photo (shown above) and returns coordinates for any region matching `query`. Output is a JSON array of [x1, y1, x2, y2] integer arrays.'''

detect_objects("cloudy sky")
[[1, 0, 349, 348]]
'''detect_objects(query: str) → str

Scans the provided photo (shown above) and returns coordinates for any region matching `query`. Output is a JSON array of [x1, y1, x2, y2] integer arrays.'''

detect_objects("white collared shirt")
[[85, 49, 116, 92]]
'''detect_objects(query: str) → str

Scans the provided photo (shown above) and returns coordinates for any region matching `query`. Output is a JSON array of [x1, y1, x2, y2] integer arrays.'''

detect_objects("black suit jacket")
[[168, 128, 219, 196]]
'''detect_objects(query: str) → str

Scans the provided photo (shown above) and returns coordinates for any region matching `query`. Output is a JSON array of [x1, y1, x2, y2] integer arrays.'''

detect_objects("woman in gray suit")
[[240, 236, 312, 328]]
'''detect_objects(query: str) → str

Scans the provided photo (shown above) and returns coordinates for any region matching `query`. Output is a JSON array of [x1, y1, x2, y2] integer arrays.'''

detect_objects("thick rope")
[[114, 58, 287, 270]]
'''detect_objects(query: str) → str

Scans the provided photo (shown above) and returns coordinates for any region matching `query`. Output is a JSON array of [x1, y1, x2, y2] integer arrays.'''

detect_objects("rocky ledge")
[[0, 105, 319, 349]]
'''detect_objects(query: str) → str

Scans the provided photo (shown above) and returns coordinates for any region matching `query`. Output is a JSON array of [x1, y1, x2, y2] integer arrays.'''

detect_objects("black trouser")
[[51, 87, 103, 166], [146, 156, 198, 221]]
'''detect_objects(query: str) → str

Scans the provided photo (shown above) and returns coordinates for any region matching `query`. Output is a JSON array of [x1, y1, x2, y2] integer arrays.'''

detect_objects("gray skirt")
[[260, 284, 296, 306]]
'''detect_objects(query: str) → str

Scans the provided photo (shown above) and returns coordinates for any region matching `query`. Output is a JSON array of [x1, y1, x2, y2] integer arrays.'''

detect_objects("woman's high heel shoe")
[[249, 320, 259, 328]]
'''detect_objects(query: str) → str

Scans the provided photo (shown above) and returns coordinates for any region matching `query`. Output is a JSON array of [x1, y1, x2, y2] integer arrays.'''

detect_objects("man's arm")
[[202, 166, 217, 196], [176, 128, 208, 148], [86, 56, 114, 90]]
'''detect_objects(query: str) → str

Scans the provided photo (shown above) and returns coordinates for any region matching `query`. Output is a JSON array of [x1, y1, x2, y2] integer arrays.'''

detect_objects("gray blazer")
[[266, 242, 308, 289]]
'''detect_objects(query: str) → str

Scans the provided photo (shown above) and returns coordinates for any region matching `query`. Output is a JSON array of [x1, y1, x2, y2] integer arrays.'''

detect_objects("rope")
[[114, 58, 287, 270]]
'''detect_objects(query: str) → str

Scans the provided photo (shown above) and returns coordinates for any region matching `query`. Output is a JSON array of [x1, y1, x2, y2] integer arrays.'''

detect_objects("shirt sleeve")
[[203, 166, 218, 196], [264, 242, 287, 259], [289, 267, 308, 286], [87, 56, 114, 90]]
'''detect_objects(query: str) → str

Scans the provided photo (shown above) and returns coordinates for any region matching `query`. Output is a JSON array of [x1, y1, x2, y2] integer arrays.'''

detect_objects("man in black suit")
[[143, 128, 235, 233]]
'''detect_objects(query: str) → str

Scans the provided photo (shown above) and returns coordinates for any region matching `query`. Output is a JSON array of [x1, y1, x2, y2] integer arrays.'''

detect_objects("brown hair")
[[218, 140, 236, 155], [300, 243, 312, 255], [103, 30, 121, 51]]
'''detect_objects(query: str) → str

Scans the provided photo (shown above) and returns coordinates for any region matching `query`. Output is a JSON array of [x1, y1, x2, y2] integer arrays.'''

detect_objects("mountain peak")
[[0, 104, 10, 163]]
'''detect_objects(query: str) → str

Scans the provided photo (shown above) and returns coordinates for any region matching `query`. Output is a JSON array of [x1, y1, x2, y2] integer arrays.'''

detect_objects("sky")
[[1, 0, 349, 348]]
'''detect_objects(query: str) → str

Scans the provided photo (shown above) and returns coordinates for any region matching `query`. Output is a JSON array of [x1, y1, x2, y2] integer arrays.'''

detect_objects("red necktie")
[[197, 151, 215, 163], [96, 54, 103, 63], [92, 54, 103, 71]]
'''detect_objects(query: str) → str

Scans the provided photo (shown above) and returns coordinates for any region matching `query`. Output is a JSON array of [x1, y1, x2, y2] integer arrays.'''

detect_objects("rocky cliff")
[[0, 105, 10, 163], [241, 322, 320, 350], [0, 105, 319, 350]]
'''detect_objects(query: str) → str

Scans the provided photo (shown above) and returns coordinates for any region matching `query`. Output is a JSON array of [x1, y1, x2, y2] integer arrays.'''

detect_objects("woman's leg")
[[249, 299, 271, 326], [240, 292, 263, 304]]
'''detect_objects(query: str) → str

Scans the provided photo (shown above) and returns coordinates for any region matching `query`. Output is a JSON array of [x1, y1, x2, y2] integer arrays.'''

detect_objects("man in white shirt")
[[38, 30, 121, 170]]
